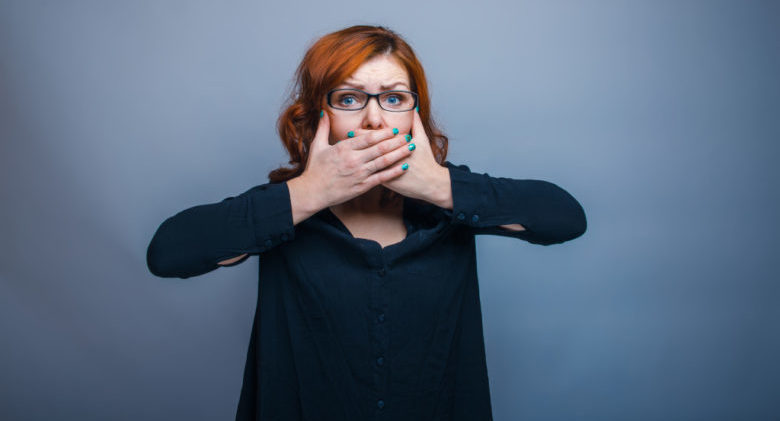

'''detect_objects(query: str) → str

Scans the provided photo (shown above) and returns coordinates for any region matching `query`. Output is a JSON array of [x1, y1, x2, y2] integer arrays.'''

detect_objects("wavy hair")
[[268, 25, 449, 206]]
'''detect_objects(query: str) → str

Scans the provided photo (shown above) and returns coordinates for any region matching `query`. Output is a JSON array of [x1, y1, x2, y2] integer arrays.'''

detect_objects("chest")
[[335, 212, 408, 249]]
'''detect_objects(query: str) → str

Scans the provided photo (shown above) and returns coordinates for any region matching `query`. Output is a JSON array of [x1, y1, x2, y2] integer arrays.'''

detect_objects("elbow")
[[548, 195, 587, 244], [146, 221, 195, 279], [530, 182, 588, 245], [146, 242, 197, 279], [565, 200, 588, 241], [146, 233, 177, 278]]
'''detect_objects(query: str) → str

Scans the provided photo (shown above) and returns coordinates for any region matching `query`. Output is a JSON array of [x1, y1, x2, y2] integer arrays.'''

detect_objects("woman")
[[147, 25, 586, 421]]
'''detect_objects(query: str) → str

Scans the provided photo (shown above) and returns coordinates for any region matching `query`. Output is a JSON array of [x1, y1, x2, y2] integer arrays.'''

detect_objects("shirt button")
[[472, 214, 480, 223], [376, 356, 384, 366], [264, 239, 273, 247], [377, 399, 385, 409], [377, 313, 385, 323], [281, 233, 288, 241], [457, 212, 465, 220], [377, 268, 386, 277]]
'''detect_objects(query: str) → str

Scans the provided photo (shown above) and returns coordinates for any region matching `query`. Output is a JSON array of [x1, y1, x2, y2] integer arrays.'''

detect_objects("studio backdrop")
[[1, 1, 778, 420]]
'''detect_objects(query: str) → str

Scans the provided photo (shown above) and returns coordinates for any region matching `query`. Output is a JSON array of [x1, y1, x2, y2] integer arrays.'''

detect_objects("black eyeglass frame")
[[326, 88, 419, 112]]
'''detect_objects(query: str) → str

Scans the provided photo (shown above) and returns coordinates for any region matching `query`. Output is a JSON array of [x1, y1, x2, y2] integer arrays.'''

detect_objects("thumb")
[[411, 106, 425, 140], [310, 109, 331, 153]]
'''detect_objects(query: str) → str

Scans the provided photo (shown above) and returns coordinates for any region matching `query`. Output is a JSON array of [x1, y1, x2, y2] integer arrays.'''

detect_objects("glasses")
[[327, 88, 418, 112]]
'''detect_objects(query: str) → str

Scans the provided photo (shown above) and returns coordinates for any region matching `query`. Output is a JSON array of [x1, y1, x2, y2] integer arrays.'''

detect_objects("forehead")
[[341, 55, 410, 88]]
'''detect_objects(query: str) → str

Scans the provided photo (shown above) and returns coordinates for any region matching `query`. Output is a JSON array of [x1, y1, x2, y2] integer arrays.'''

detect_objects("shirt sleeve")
[[146, 181, 296, 279], [442, 160, 587, 245]]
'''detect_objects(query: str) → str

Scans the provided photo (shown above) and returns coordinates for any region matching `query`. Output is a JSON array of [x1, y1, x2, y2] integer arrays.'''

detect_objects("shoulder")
[[443, 160, 471, 172]]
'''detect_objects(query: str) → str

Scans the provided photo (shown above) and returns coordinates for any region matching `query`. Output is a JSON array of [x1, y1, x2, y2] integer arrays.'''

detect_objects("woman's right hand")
[[293, 111, 413, 211]]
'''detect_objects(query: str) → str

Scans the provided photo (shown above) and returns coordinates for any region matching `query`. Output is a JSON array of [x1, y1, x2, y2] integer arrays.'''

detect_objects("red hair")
[[268, 25, 450, 205]]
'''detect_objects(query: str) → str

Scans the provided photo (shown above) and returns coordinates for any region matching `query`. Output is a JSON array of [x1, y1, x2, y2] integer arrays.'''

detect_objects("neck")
[[330, 185, 401, 216]]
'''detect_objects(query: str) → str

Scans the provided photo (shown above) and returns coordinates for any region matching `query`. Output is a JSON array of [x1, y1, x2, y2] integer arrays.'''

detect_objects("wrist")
[[287, 175, 325, 223], [428, 166, 453, 209]]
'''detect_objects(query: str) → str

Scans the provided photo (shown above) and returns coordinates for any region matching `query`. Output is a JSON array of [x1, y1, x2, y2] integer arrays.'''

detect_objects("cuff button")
[[472, 214, 479, 222], [264, 239, 273, 247], [457, 212, 465, 220]]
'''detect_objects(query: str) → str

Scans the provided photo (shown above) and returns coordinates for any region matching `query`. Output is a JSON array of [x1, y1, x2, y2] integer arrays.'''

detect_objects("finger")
[[367, 139, 412, 172], [410, 107, 425, 141], [357, 132, 410, 164], [363, 160, 408, 188], [345, 127, 397, 150], [310, 109, 330, 153]]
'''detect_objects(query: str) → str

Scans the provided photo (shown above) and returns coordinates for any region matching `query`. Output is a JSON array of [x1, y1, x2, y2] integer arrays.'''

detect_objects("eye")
[[339, 95, 356, 105], [386, 95, 401, 104]]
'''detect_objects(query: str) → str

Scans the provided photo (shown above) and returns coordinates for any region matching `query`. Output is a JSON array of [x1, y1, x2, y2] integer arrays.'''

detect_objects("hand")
[[297, 111, 414, 210], [379, 109, 451, 205]]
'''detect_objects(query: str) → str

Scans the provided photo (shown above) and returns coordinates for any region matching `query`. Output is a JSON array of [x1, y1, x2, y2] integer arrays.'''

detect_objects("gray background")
[[1, 1, 778, 420]]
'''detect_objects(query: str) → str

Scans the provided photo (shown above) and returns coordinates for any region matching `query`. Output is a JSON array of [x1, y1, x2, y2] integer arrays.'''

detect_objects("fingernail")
[[320, 110, 324, 118], [405, 134, 412, 142], [401, 163, 409, 171], [408, 143, 416, 151], [347, 131, 355, 138], [392, 127, 399, 135]]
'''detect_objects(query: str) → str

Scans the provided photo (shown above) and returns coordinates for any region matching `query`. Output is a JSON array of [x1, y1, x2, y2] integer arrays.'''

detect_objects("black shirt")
[[146, 160, 587, 421]]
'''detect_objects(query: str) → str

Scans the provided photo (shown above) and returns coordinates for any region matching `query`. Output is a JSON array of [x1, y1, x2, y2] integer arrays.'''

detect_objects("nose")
[[362, 96, 385, 130]]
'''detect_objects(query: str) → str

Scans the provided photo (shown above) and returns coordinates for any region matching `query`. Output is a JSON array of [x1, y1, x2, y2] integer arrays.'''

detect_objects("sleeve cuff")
[[443, 160, 491, 227], [240, 181, 296, 252]]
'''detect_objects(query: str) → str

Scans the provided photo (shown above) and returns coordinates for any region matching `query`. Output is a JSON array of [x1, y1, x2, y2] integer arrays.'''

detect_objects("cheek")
[[328, 120, 353, 144], [402, 119, 413, 135]]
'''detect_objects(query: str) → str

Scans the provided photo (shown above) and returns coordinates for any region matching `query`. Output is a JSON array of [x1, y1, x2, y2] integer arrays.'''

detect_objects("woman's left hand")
[[345, 109, 452, 207], [379, 109, 451, 207]]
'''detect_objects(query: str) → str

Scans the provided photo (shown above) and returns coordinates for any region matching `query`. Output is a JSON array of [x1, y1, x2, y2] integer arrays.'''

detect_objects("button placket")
[[370, 262, 389, 413]]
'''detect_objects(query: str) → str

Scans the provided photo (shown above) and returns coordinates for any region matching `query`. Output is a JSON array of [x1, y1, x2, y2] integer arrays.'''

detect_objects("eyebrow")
[[340, 81, 410, 90]]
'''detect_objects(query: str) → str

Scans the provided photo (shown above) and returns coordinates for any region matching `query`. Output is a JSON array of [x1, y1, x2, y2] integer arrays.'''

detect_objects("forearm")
[[439, 161, 585, 244], [147, 182, 296, 278]]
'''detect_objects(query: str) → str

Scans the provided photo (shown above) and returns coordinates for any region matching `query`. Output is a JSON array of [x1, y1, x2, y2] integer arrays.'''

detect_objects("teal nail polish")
[[408, 143, 416, 151], [405, 134, 412, 142], [347, 131, 355, 138], [401, 163, 409, 171], [320, 110, 324, 118], [392, 127, 399, 135]]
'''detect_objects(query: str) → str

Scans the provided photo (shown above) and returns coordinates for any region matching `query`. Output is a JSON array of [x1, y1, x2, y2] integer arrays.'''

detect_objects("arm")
[[213, 175, 322, 266], [146, 177, 321, 279], [431, 161, 587, 245]]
